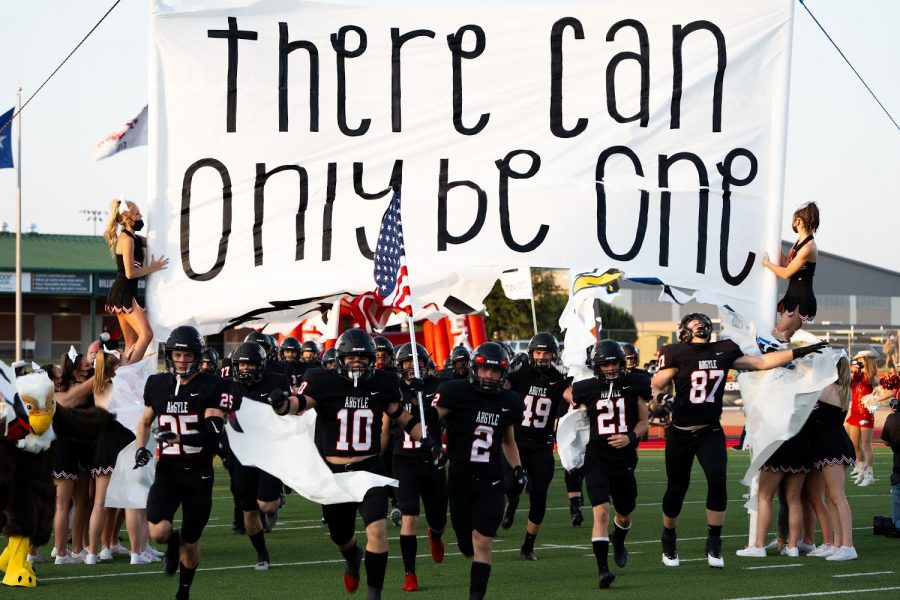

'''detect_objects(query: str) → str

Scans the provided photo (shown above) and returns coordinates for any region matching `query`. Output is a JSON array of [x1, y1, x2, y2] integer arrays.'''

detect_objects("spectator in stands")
[[762, 202, 819, 342], [102, 198, 168, 364], [884, 334, 898, 371]]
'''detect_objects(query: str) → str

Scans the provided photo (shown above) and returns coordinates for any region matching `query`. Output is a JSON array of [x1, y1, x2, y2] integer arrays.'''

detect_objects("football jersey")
[[144, 372, 227, 467], [300, 367, 402, 458], [657, 340, 744, 426], [434, 379, 523, 478], [218, 358, 233, 380], [392, 376, 442, 458], [572, 372, 650, 463], [226, 371, 293, 412], [506, 364, 571, 445]]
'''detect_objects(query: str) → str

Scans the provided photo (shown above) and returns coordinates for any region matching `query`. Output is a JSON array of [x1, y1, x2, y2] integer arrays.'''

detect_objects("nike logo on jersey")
[[492, 480, 501, 486], [716, 352, 725, 356], [190, 392, 200, 397], [201, 475, 212, 480]]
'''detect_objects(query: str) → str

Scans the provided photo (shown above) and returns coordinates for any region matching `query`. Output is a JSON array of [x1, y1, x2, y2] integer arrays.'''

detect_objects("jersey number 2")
[[470, 425, 494, 463]]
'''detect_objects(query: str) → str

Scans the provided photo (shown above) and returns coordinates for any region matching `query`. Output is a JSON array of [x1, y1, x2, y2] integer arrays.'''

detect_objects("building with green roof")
[[0, 231, 143, 361]]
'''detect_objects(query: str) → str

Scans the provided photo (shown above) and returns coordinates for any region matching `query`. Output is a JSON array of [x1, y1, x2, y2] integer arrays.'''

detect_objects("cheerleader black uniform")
[[762, 416, 814, 474], [776, 235, 816, 323], [52, 399, 98, 481], [91, 419, 136, 477], [809, 400, 856, 469], [105, 230, 144, 314]]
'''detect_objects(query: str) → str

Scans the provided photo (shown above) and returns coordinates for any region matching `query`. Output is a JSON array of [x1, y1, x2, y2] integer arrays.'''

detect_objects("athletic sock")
[[613, 519, 631, 544], [341, 544, 359, 565], [592, 537, 610, 573], [248, 531, 269, 563], [364, 550, 388, 591], [469, 561, 491, 600], [521, 532, 537, 554], [399, 535, 417, 573], [708, 524, 722, 539], [175, 562, 197, 600]]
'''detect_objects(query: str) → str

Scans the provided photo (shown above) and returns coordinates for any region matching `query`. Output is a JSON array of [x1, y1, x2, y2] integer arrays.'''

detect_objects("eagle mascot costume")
[[0, 366, 110, 587]]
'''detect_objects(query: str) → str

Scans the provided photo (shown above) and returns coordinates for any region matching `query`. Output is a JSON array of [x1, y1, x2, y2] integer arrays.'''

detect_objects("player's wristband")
[[627, 431, 638, 444], [294, 395, 308, 413]]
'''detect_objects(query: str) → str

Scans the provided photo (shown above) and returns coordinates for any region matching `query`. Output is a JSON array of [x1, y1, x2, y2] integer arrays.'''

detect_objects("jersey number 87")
[[689, 369, 725, 403]]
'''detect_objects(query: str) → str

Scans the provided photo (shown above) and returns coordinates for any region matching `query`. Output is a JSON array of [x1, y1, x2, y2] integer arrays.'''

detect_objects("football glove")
[[420, 436, 447, 468], [408, 377, 425, 393], [267, 388, 290, 414], [512, 465, 531, 495], [791, 341, 828, 360], [134, 447, 153, 469]]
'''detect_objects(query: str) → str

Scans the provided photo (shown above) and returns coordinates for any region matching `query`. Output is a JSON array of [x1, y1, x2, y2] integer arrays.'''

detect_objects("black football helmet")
[[678, 313, 713, 343], [620, 342, 639, 371], [164, 326, 204, 376], [322, 347, 337, 369], [450, 345, 471, 377], [231, 341, 267, 385], [374, 336, 395, 370], [199, 347, 219, 374], [591, 339, 626, 381], [469, 342, 510, 393], [244, 331, 273, 356], [334, 329, 376, 385], [264, 334, 281, 362], [280, 336, 302, 364], [300, 340, 321, 363], [395, 342, 430, 380], [528, 332, 559, 371]]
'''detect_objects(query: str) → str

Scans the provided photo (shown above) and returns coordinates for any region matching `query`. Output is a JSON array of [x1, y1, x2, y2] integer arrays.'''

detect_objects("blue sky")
[[1, 0, 898, 273]]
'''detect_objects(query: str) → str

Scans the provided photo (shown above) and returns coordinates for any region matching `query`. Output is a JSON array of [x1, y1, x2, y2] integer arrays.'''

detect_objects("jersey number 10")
[[335, 408, 374, 452]]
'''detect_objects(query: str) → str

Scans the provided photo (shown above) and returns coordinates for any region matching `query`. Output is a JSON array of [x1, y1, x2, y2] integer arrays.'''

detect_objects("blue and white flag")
[[0, 108, 14, 169]]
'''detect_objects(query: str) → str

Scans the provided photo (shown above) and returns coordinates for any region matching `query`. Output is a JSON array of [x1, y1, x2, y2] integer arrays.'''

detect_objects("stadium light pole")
[[80, 209, 106, 236]]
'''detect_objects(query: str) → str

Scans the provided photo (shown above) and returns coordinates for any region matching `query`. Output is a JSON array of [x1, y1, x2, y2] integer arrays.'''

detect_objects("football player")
[[322, 348, 337, 370], [300, 340, 322, 366], [389, 342, 448, 591], [279, 336, 303, 390], [269, 329, 439, 600], [432, 342, 528, 600], [374, 336, 397, 372], [573, 340, 650, 589], [501, 332, 572, 561], [225, 341, 293, 569], [135, 326, 228, 600], [651, 313, 827, 569], [620, 343, 650, 381], [440, 345, 471, 381], [198, 347, 219, 375]]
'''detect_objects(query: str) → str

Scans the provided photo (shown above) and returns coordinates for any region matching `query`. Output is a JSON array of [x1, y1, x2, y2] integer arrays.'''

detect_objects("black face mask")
[[133, 219, 145, 232]]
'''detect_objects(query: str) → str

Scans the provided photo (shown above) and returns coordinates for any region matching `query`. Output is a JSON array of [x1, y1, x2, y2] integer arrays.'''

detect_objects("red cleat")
[[403, 572, 419, 592], [428, 528, 445, 564], [344, 571, 360, 594]]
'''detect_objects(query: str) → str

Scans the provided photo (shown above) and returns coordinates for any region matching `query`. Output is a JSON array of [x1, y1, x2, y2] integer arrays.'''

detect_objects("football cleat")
[[519, 549, 537, 562], [402, 572, 418, 592], [612, 541, 628, 568], [343, 546, 362, 593], [661, 530, 679, 567], [164, 530, 181, 576], [255, 560, 269, 571], [390, 506, 402, 528], [599, 570, 616, 589], [428, 529, 444, 563], [263, 509, 279, 533], [569, 498, 584, 527]]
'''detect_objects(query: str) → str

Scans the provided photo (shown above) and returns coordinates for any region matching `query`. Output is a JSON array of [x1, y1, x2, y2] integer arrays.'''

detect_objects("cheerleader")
[[847, 351, 892, 486], [102, 198, 168, 365], [762, 202, 819, 342]]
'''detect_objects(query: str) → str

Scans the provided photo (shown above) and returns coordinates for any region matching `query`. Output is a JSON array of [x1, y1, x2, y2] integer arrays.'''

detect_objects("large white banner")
[[149, 0, 794, 335]]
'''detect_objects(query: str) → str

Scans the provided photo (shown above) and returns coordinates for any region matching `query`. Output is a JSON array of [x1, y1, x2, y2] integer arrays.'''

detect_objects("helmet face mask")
[[322, 348, 336, 370], [300, 340, 321, 364], [280, 337, 302, 364], [395, 343, 430, 380], [164, 326, 204, 378], [468, 343, 509, 394], [199, 347, 219, 374], [373, 336, 395, 370], [678, 313, 713, 343], [591, 339, 627, 381]]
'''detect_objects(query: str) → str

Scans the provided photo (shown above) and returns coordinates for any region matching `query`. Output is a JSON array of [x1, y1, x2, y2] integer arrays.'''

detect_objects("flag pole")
[[529, 268, 538, 335], [14, 86, 22, 361], [406, 312, 429, 440]]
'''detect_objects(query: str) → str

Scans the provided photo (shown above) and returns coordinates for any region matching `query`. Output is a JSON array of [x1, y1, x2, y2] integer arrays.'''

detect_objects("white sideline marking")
[[833, 571, 894, 578], [727, 587, 900, 600], [744, 563, 803, 570]]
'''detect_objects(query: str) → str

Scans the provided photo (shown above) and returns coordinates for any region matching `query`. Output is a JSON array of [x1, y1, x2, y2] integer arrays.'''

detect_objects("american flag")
[[373, 190, 412, 314], [349, 189, 412, 328]]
